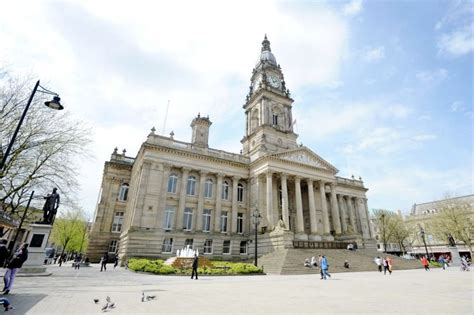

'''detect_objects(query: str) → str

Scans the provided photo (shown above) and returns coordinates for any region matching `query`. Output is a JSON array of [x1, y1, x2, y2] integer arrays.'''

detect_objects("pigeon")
[[94, 299, 99, 304], [146, 295, 156, 301], [109, 302, 115, 309], [101, 304, 109, 312], [141, 292, 145, 303]]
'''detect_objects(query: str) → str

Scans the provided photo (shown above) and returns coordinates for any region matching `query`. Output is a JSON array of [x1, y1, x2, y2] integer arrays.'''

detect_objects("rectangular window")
[[273, 114, 278, 125], [111, 212, 124, 232], [183, 208, 193, 231], [163, 206, 175, 230], [220, 211, 228, 233], [223, 240, 231, 255], [167, 174, 178, 193], [162, 238, 173, 253], [203, 209, 211, 232], [204, 239, 213, 254], [108, 240, 118, 253], [237, 213, 243, 234], [240, 241, 247, 254], [184, 239, 193, 249], [204, 180, 213, 198]]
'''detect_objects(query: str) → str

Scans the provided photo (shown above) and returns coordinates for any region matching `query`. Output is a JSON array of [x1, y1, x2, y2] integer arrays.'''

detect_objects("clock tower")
[[241, 35, 299, 161]]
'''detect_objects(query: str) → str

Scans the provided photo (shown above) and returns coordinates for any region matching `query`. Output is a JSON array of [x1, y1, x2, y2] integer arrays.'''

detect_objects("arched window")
[[167, 174, 178, 193], [118, 183, 129, 201], [237, 183, 244, 202], [204, 178, 213, 198], [272, 113, 278, 126], [221, 181, 229, 200], [187, 175, 196, 196]]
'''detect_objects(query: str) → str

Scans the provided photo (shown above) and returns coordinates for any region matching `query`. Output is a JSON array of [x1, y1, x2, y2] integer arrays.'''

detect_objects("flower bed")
[[128, 258, 263, 275]]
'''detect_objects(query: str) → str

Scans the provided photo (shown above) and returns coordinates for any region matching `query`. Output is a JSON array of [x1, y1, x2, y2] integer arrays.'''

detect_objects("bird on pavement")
[[94, 299, 99, 304]]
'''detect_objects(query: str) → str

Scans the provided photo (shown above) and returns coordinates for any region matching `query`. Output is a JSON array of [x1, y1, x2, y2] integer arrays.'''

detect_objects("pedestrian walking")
[[74, 255, 81, 270], [191, 254, 199, 280], [100, 253, 108, 272], [374, 256, 382, 272], [386, 256, 393, 275], [383, 258, 390, 275], [0, 240, 9, 268], [318, 255, 324, 279], [421, 256, 430, 271], [320, 255, 331, 280], [114, 256, 119, 269], [3, 243, 28, 295]]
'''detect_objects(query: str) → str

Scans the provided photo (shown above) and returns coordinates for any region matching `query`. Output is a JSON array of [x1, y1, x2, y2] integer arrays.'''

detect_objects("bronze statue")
[[42, 188, 60, 224], [447, 234, 456, 247]]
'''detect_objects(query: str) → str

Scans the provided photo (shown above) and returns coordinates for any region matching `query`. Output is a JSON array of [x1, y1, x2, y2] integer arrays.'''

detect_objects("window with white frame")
[[237, 213, 244, 234], [162, 238, 173, 253], [202, 209, 212, 232], [163, 206, 175, 230], [183, 208, 193, 231], [187, 176, 196, 196], [184, 238, 193, 249], [220, 211, 228, 233], [221, 181, 229, 200], [167, 174, 178, 193], [240, 241, 248, 254], [237, 183, 244, 202], [108, 240, 118, 253], [204, 178, 213, 198], [203, 239, 213, 254], [111, 212, 124, 232], [223, 240, 231, 255], [118, 183, 129, 201]]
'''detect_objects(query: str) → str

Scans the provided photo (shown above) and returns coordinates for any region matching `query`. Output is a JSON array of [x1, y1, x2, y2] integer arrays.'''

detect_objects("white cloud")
[[364, 46, 385, 62], [342, 0, 363, 16], [385, 104, 413, 118], [416, 68, 448, 85], [438, 26, 474, 56], [412, 134, 437, 141], [450, 101, 465, 112]]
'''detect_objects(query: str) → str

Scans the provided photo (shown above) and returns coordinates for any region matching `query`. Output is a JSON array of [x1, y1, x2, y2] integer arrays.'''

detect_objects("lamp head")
[[44, 96, 64, 110]]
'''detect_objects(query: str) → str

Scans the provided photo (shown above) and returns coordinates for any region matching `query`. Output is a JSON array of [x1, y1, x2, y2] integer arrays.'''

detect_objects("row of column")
[[173, 168, 244, 234], [265, 172, 370, 239]]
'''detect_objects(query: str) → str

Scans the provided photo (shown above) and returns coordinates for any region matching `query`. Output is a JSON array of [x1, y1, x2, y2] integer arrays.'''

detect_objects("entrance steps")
[[258, 248, 421, 275]]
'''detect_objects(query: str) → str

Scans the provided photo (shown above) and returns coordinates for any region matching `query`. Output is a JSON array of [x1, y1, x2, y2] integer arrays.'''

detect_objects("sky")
[[0, 0, 472, 218]]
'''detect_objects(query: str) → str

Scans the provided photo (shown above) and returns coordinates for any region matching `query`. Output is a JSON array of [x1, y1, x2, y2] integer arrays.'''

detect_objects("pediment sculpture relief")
[[280, 152, 327, 169]]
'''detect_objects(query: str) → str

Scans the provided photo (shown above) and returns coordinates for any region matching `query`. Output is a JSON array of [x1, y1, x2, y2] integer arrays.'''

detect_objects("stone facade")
[[87, 36, 373, 262]]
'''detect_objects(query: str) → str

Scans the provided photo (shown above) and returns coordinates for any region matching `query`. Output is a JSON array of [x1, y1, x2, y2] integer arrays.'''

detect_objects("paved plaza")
[[2, 264, 472, 314]]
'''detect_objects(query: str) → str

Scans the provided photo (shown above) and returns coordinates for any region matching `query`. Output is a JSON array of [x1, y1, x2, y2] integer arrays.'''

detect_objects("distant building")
[[87, 36, 374, 262], [370, 209, 406, 255]]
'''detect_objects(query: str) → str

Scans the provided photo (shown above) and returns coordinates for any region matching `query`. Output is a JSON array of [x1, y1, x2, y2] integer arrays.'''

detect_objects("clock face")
[[268, 75, 280, 88]]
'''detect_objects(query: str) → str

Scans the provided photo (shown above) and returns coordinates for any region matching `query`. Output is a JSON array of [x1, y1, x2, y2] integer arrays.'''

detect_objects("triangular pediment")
[[271, 147, 339, 173]]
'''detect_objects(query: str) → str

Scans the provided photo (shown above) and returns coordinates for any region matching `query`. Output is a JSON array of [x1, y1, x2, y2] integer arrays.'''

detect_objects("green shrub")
[[157, 265, 176, 274], [128, 258, 150, 272], [229, 263, 263, 274]]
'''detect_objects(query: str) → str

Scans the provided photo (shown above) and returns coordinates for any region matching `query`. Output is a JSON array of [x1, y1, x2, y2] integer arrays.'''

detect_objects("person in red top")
[[421, 256, 430, 271]]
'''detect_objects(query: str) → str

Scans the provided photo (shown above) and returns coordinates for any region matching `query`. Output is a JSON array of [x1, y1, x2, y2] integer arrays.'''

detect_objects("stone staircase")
[[259, 248, 421, 275]]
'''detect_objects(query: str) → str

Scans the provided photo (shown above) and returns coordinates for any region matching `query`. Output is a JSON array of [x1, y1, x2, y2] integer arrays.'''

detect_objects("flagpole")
[[162, 100, 170, 135]]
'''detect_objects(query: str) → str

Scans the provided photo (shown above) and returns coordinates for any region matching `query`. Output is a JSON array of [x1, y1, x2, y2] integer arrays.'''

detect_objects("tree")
[[50, 208, 89, 256], [427, 198, 473, 255], [373, 209, 398, 253], [0, 70, 91, 216], [390, 215, 415, 255]]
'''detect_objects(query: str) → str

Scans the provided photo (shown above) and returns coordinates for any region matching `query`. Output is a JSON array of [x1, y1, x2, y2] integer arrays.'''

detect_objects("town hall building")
[[87, 36, 374, 262]]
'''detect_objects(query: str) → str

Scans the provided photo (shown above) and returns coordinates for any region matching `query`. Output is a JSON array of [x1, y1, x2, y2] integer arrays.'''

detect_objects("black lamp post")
[[381, 213, 386, 253], [418, 225, 430, 259], [251, 208, 262, 267], [0, 80, 63, 172], [8, 190, 34, 255]]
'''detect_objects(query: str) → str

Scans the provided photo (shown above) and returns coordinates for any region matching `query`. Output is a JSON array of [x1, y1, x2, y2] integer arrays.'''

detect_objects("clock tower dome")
[[241, 35, 299, 161]]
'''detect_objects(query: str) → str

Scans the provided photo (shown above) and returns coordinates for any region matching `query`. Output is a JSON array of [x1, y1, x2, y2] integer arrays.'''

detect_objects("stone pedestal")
[[308, 234, 322, 241], [449, 246, 462, 267], [18, 224, 52, 276], [294, 233, 308, 241]]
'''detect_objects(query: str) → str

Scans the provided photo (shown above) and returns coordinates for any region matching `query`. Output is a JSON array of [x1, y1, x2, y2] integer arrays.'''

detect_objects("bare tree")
[[373, 209, 398, 253], [390, 215, 415, 255], [427, 198, 473, 255], [0, 71, 91, 217]]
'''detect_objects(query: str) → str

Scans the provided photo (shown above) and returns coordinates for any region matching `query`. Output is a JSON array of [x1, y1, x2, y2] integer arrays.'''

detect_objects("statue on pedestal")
[[447, 234, 456, 247], [42, 188, 60, 224]]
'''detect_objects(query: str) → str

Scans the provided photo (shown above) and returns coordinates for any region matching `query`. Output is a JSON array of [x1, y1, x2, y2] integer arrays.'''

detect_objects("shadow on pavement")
[[6, 293, 47, 314]]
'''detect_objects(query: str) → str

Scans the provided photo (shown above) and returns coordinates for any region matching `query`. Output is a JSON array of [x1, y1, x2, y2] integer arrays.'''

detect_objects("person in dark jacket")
[[0, 240, 9, 268], [3, 243, 28, 294], [191, 254, 199, 280]]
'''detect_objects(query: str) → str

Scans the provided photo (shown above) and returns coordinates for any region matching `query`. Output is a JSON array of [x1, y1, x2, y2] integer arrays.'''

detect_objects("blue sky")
[[0, 0, 472, 217]]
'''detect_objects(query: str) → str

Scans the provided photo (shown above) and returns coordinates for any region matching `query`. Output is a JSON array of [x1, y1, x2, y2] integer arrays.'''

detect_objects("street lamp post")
[[418, 225, 430, 259], [0, 80, 63, 172], [381, 213, 386, 253], [8, 190, 34, 255], [251, 208, 262, 267]]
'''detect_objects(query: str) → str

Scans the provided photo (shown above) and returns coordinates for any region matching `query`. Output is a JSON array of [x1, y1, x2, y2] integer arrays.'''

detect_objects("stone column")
[[356, 197, 370, 239], [307, 179, 320, 240], [294, 176, 307, 239], [319, 181, 330, 235], [337, 194, 347, 233], [214, 173, 224, 232], [176, 167, 190, 230], [330, 183, 342, 234], [196, 171, 207, 231], [346, 196, 357, 233], [266, 171, 274, 230], [155, 163, 171, 228], [231, 176, 240, 234], [364, 198, 373, 239], [280, 174, 289, 230]]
